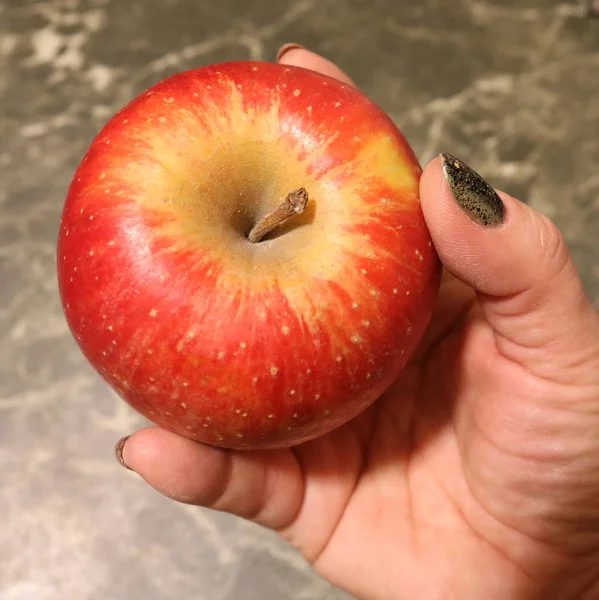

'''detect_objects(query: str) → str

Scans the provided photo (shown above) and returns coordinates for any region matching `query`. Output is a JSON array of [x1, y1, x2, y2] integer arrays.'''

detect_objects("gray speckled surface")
[[1, 1, 598, 599]]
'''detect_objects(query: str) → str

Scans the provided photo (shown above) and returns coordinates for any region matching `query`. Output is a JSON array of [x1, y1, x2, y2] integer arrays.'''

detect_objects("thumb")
[[420, 154, 599, 381]]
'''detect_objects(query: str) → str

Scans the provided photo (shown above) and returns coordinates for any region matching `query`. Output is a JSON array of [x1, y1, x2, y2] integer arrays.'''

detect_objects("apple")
[[57, 60, 440, 450]]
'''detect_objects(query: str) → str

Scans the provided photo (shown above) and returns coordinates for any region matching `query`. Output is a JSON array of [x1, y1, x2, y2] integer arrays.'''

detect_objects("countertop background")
[[2, 1, 599, 599]]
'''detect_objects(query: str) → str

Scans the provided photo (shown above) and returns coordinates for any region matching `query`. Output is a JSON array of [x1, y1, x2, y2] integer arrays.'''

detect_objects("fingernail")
[[276, 43, 305, 62], [441, 153, 505, 227], [115, 436, 132, 470]]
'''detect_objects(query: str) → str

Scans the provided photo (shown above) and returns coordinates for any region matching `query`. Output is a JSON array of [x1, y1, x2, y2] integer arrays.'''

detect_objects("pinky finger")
[[118, 427, 304, 531]]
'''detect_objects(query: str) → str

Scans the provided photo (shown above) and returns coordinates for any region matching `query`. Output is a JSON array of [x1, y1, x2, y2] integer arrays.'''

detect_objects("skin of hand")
[[116, 48, 599, 600]]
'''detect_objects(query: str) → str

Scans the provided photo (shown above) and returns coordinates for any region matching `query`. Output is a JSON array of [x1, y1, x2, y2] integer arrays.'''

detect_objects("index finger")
[[276, 44, 357, 88]]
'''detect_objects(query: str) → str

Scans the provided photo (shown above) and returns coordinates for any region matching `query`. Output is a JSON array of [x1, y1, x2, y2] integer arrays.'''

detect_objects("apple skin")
[[57, 61, 441, 450]]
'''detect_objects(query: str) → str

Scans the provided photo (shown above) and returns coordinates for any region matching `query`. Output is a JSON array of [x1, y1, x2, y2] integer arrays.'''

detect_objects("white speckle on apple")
[[252, 66, 258, 72], [393, 288, 398, 294], [336, 356, 343, 363], [352, 302, 359, 309], [268, 414, 274, 419], [73, 266, 78, 272], [366, 372, 372, 379], [186, 425, 193, 429], [101, 350, 107, 357], [235, 409, 241, 414], [415, 249, 423, 260], [149, 377, 155, 383], [323, 408, 330, 415], [289, 389, 295, 396], [146, 349, 153, 355], [237, 84, 242, 90], [181, 402, 187, 409], [187, 330, 196, 338], [111, 340, 117, 345], [307, 106, 312, 114], [406, 290, 411, 296], [99, 172, 106, 179], [104, 188, 111, 194], [361, 268, 367, 275], [335, 102, 342, 107], [322, 81, 328, 86], [123, 119, 128, 124], [252, 376, 258, 384], [94, 276, 99, 281], [107, 240, 115, 247], [306, 368, 312, 374], [183, 381, 189, 387], [293, 89, 301, 97], [281, 325, 290, 335], [380, 197, 388, 204], [239, 342, 246, 349], [217, 351, 226, 360], [270, 366, 279, 376], [293, 412, 298, 418], [362, 320, 370, 327], [203, 423, 209, 428], [351, 334, 362, 344], [406, 325, 413, 336], [158, 116, 166, 123], [176, 341, 184, 352], [69, 277, 73, 282], [316, 394, 322, 401], [106, 325, 113, 331], [166, 97, 175, 103], [88, 250, 94, 256], [149, 309, 157, 317], [206, 269, 213, 276], [105, 139, 110, 144], [206, 416, 211, 421], [369, 289, 379, 297], [77, 177, 81, 182], [79, 208, 83, 214], [242, 412, 248, 417], [354, 136, 362, 143]]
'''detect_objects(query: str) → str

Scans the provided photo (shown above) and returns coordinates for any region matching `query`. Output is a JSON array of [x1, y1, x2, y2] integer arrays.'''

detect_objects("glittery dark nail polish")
[[441, 153, 505, 227], [115, 436, 132, 470]]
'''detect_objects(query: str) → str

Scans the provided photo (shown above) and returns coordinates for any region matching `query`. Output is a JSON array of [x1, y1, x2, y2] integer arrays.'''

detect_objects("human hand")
[[115, 48, 599, 600]]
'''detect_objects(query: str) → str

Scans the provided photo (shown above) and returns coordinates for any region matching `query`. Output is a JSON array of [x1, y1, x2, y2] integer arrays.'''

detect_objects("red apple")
[[57, 61, 440, 450]]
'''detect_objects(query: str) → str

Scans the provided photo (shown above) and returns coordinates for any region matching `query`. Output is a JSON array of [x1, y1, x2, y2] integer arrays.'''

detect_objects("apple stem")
[[247, 188, 309, 243]]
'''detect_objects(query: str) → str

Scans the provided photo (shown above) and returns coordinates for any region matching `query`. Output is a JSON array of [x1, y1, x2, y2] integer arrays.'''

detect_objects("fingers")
[[276, 44, 356, 87], [420, 155, 599, 379], [119, 427, 303, 530]]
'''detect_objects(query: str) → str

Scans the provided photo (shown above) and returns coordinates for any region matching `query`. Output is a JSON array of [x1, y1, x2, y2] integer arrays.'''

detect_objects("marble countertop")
[[2, 1, 598, 599]]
